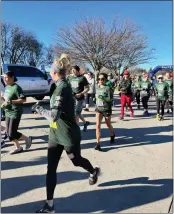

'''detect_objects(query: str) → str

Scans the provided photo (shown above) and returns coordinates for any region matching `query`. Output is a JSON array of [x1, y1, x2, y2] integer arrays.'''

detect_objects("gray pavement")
[[1, 96, 173, 213]]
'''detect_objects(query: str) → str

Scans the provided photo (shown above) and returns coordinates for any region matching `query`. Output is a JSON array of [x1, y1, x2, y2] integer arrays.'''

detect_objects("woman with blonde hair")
[[32, 54, 100, 213]]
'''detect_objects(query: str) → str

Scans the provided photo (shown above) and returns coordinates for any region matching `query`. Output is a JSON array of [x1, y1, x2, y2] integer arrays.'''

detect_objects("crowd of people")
[[0, 53, 173, 212]]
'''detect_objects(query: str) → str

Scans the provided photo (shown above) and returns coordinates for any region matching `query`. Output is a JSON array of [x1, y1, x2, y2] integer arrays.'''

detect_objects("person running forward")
[[32, 55, 100, 213], [1, 71, 32, 154], [67, 65, 90, 131], [140, 73, 152, 116], [118, 70, 134, 120], [164, 72, 173, 114], [94, 73, 115, 151], [155, 75, 169, 121], [132, 75, 141, 110]]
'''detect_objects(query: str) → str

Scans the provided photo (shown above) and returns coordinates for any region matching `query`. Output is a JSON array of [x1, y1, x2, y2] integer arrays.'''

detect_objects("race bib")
[[50, 122, 58, 129], [96, 99, 104, 107], [141, 90, 147, 96], [71, 81, 79, 88]]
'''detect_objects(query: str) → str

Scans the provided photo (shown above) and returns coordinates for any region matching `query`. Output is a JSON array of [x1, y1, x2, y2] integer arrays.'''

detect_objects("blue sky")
[[2, 1, 172, 70]]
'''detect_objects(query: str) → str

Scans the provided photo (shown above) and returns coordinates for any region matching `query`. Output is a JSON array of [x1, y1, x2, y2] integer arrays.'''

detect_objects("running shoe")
[[35, 202, 55, 213], [110, 134, 115, 144], [10, 147, 23, 155], [94, 144, 102, 151], [83, 121, 90, 132], [156, 114, 160, 120], [89, 167, 100, 185], [25, 136, 32, 150], [130, 112, 134, 118]]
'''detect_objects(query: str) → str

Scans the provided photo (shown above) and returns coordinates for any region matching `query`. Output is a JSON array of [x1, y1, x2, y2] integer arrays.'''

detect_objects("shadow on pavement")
[[1, 177, 172, 213]]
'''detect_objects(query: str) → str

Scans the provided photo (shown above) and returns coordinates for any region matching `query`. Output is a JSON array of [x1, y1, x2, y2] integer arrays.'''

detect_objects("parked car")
[[1, 64, 54, 100]]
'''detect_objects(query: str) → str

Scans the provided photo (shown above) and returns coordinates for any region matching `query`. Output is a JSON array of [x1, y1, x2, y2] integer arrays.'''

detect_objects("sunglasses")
[[98, 78, 105, 81], [158, 77, 162, 79]]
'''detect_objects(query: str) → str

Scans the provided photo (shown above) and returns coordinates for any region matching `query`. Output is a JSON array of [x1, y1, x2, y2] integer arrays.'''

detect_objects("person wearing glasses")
[[155, 75, 169, 121], [118, 70, 134, 120], [140, 73, 152, 116], [94, 73, 115, 151]]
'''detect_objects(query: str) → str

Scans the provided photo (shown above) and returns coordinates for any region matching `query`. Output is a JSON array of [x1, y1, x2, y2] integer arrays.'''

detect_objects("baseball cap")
[[124, 70, 129, 75], [157, 75, 163, 79]]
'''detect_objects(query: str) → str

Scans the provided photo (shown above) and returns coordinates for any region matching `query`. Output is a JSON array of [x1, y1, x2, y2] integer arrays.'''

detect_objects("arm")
[[12, 86, 26, 104], [103, 87, 112, 102], [35, 87, 66, 122], [76, 76, 89, 97]]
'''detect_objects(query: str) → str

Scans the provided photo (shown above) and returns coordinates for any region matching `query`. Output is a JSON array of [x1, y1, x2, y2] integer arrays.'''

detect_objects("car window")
[[7, 66, 46, 79]]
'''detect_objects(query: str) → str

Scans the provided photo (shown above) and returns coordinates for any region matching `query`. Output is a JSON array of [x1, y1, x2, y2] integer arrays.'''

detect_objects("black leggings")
[[156, 99, 166, 116], [5, 117, 22, 141], [135, 91, 140, 105], [166, 100, 173, 112], [141, 96, 149, 110], [46, 142, 95, 200], [85, 93, 95, 105]]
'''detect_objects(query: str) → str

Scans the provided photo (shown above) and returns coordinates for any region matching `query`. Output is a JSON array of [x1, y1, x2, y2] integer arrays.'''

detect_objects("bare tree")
[[54, 17, 141, 74], [1, 22, 45, 66]]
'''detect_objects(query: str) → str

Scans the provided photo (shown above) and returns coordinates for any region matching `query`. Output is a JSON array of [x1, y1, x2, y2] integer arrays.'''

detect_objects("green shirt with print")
[[49, 80, 81, 146], [155, 82, 169, 101], [67, 75, 89, 101], [132, 81, 141, 92], [95, 85, 112, 113], [140, 80, 152, 97], [165, 79, 173, 100], [3, 84, 25, 119]]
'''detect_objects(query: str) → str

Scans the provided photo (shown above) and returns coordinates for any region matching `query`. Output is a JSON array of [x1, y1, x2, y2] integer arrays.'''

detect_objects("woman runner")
[[155, 75, 169, 121], [94, 73, 115, 151], [32, 54, 100, 213]]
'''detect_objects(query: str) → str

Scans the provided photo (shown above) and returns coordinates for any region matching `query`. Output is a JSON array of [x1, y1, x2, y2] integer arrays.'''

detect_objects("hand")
[[31, 103, 41, 114], [1, 100, 11, 108], [75, 93, 82, 98]]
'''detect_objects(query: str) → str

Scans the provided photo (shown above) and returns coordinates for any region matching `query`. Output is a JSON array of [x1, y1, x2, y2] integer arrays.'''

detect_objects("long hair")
[[52, 53, 71, 75]]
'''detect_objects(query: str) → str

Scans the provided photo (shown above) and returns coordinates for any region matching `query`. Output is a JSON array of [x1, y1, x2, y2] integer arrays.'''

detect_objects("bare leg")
[[105, 116, 114, 136], [96, 112, 103, 144]]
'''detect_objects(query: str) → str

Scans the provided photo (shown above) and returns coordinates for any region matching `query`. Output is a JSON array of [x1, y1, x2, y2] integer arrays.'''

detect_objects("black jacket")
[[118, 79, 132, 95]]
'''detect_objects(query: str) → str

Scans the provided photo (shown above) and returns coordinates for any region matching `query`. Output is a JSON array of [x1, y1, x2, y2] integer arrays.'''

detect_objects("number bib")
[[71, 80, 79, 88], [50, 122, 58, 129], [141, 90, 147, 97], [96, 99, 104, 107]]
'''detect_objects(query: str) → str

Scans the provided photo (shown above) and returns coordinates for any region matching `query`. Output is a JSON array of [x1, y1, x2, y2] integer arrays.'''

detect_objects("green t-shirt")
[[49, 80, 81, 146], [132, 81, 141, 91], [105, 80, 113, 89], [67, 75, 89, 101], [95, 85, 112, 113], [155, 82, 169, 101], [3, 84, 25, 119], [140, 80, 152, 97], [165, 79, 173, 99]]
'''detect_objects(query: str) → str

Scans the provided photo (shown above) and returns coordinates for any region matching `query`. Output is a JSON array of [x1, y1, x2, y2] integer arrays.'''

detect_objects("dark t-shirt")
[[4, 84, 25, 119], [67, 75, 89, 100], [49, 79, 81, 146]]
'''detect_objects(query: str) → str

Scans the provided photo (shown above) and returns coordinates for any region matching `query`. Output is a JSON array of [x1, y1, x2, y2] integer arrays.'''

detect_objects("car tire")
[[34, 96, 45, 100]]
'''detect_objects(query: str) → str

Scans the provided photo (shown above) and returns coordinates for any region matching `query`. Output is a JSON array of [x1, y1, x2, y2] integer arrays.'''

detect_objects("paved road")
[[1, 96, 173, 213]]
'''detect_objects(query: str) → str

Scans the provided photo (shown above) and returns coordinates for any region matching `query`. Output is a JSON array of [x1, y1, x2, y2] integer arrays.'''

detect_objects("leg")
[[104, 116, 114, 136], [156, 99, 160, 115], [65, 144, 94, 174], [46, 142, 64, 200], [126, 95, 133, 115], [8, 118, 22, 149], [65, 144, 100, 185], [169, 100, 173, 112], [120, 95, 126, 118], [96, 112, 103, 145], [85, 93, 90, 109], [161, 100, 166, 117]]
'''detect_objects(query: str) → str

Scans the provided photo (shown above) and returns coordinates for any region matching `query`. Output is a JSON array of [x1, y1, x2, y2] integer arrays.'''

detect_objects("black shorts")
[[95, 108, 112, 117]]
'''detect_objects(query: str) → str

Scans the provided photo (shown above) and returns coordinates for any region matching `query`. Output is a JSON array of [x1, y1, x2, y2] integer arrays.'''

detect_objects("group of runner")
[[0, 53, 173, 212]]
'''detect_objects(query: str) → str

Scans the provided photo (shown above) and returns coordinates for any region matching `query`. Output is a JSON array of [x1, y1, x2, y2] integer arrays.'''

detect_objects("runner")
[[164, 72, 173, 114], [94, 73, 115, 151], [132, 75, 141, 109], [140, 73, 152, 116], [83, 71, 95, 112], [118, 70, 134, 120], [32, 54, 100, 213], [67, 65, 90, 131], [155, 75, 169, 121], [1, 71, 32, 154]]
